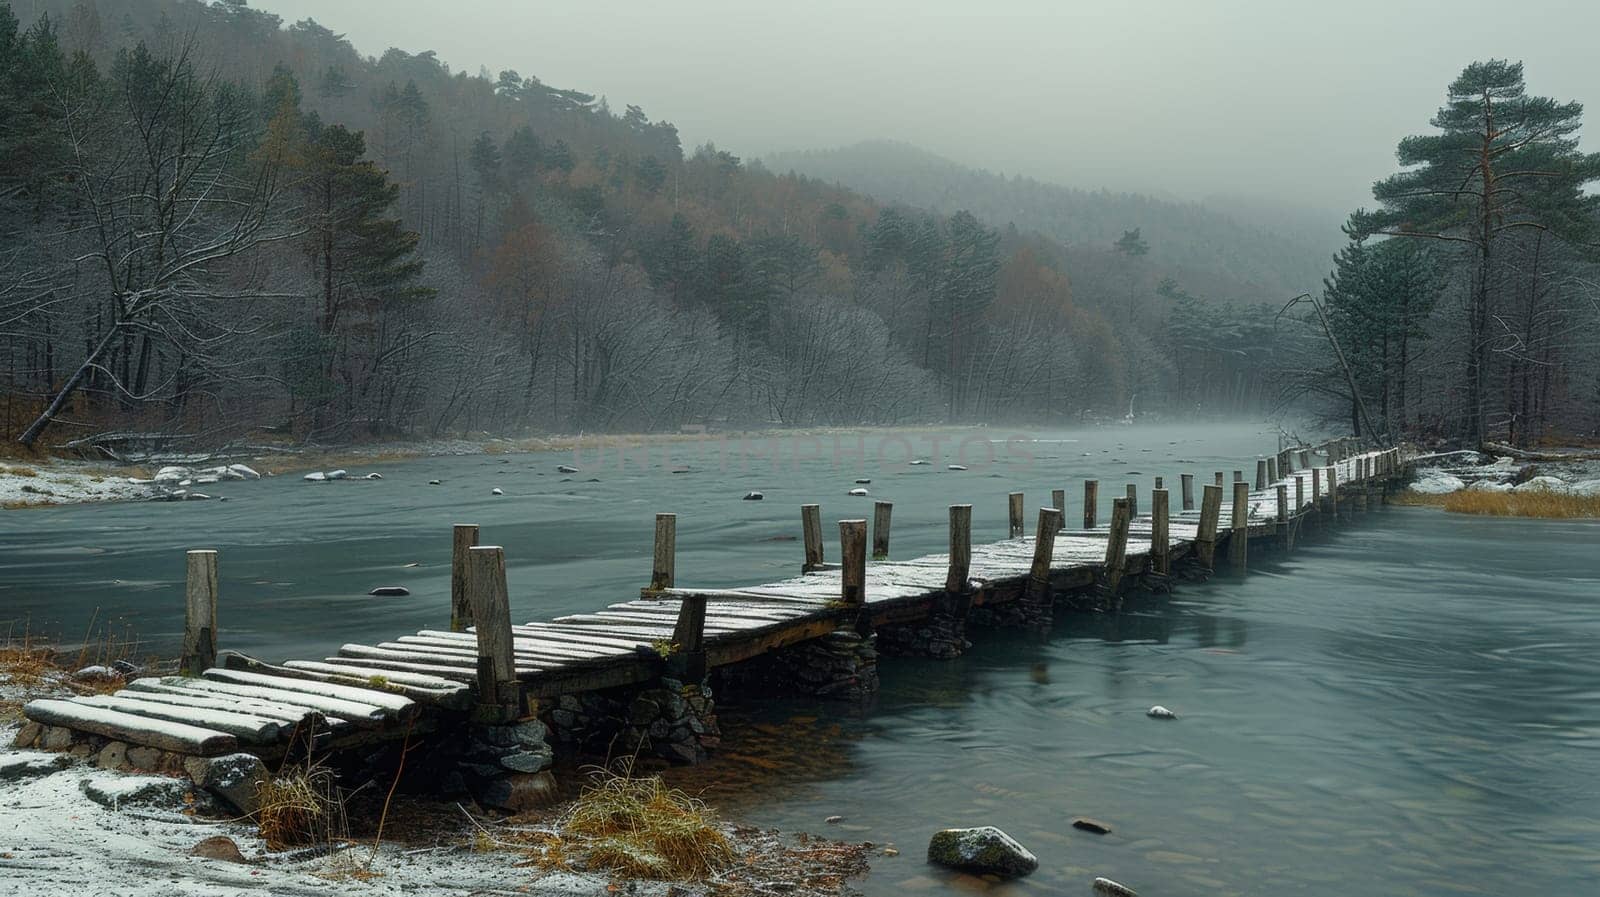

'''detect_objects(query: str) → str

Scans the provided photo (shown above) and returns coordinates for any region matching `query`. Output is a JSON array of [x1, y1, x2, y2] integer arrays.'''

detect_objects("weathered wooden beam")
[[1298, 449, 1311, 470], [1276, 483, 1290, 548], [1256, 459, 1268, 490], [946, 504, 972, 593], [1229, 481, 1249, 570], [451, 524, 479, 632], [669, 592, 708, 681], [1180, 473, 1195, 511], [1214, 471, 1224, 487], [1026, 507, 1064, 607], [23, 699, 238, 756], [839, 519, 867, 606], [78, 694, 287, 744], [801, 504, 824, 572], [1083, 480, 1098, 528], [650, 513, 676, 591], [1051, 489, 1066, 530], [1125, 483, 1138, 518], [1267, 456, 1278, 484], [872, 500, 893, 559], [1295, 475, 1305, 518], [467, 545, 519, 720], [1312, 467, 1322, 508], [1104, 497, 1131, 594], [1196, 483, 1222, 568], [180, 549, 218, 677], [1008, 492, 1024, 539], [1328, 466, 1340, 517], [1151, 488, 1170, 575]]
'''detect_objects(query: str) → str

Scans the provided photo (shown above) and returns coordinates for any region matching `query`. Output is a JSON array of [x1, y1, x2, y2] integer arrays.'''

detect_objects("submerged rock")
[[366, 472, 383, 480], [428, 479, 442, 485], [492, 487, 504, 495], [909, 459, 930, 465], [369, 586, 410, 597], [557, 464, 580, 474], [228, 464, 262, 480], [947, 464, 967, 471], [743, 491, 764, 501], [1072, 817, 1113, 834], [302, 471, 326, 482], [926, 826, 1037, 878], [848, 488, 868, 496], [1147, 705, 1177, 719], [1093, 877, 1139, 897]]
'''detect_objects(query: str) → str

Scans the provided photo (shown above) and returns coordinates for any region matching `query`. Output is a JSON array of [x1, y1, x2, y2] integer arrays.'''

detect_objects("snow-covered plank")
[[77, 693, 288, 744], [202, 668, 416, 716], [23, 698, 238, 755]]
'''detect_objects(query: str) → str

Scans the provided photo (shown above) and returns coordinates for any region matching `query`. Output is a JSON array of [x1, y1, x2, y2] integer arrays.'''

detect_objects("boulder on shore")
[[926, 826, 1038, 878], [1514, 475, 1567, 493]]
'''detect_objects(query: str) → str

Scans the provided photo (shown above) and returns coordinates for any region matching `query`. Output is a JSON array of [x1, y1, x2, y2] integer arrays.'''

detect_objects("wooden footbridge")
[[21, 440, 1408, 766]]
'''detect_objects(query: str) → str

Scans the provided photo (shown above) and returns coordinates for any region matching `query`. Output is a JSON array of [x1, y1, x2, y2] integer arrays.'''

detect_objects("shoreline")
[[0, 424, 997, 510]]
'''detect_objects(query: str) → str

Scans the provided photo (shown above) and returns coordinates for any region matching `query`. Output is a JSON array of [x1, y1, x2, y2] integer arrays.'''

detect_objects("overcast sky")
[[252, 0, 1599, 221]]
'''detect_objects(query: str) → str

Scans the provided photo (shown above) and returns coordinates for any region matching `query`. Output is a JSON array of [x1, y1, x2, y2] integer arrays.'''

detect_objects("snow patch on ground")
[[1409, 470, 1466, 494], [0, 461, 156, 507]]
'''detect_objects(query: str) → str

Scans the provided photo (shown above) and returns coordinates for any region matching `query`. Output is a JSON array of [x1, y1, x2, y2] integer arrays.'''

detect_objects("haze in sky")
[[253, 0, 1599, 221]]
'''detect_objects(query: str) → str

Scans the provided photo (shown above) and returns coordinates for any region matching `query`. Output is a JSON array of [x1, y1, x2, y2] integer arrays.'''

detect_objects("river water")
[[3, 423, 1597, 895]]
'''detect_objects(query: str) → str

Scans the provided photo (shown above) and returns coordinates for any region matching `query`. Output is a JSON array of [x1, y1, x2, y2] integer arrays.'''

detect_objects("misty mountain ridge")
[[762, 140, 1336, 302]]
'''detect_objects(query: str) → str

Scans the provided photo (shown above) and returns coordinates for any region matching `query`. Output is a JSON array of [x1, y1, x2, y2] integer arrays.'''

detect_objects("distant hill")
[[763, 141, 1336, 303]]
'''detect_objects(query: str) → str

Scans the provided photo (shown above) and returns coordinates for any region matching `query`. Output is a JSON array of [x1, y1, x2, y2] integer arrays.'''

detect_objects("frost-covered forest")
[[1, 0, 1597, 451]]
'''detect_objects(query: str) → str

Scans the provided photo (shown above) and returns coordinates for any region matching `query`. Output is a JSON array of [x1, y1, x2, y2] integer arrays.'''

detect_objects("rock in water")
[[557, 464, 579, 474], [326, 469, 349, 480], [227, 464, 262, 480], [854, 478, 871, 484], [366, 472, 383, 480], [909, 459, 930, 465], [947, 464, 967, 471], [848, 487, 869, 496], [743, 491, 764, 501], [302, 471, 326, 482], [1147, 705, 1177, 720], [369, 586, 410, 597], [428, 479, 442, 485], [926, 826, 1038, 878], [1072, 817, 1113, 834], [492, 487, 504, 495], [1093, 877, 1139, 897]]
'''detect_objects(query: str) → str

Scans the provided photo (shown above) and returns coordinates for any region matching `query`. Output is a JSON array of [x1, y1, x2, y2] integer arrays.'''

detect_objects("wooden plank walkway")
[[22, 441, 1406, 760]]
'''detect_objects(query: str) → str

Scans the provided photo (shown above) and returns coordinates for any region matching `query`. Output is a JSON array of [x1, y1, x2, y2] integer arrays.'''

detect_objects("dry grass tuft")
[[561, 770, 733, 879], [0, 627, 57, 687], [1392, 488, 1600, 518], [0, 464, 39, 477], [256, 759, 350, 851]]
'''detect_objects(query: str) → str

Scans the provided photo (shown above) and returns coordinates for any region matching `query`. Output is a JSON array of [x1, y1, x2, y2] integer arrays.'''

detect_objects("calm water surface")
[[3, 423, 1597, 895]]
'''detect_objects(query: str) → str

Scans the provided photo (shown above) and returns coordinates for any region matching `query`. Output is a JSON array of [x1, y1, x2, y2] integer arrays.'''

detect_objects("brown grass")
[[1393, 489, 1600, 518], [480, 766, 733, 881], [0, 464, 39, 477], [256, 757, 350, 850]]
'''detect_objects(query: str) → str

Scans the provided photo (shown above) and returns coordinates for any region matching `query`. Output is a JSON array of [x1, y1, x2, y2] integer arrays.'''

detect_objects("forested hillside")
[[763, 141, 1334, 303], [0, 0, 1316, 450]]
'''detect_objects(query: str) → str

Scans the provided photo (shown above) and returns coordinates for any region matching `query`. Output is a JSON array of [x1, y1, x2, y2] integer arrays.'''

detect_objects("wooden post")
[[1151, 488, 1170, 575], [839, 519, 867, 606], [467, 545, 518, 719], [670, 593, 708, 681], [1154, 475, 1164, 490], [1267, 456, 1278, 484], [1051, 489, 1067, 530], [1276, 483, 1290, 548], [1180, 473, 1195, 511], [1255, 459, 1268, 490], [1295, 475, 1305, 519], [1125, 482, 1138, 518], [946, 505, 972, 593], [1312, 467, 1322, 508], [1196, 483, 1223, 568], [1104, 497, 1131, 593], [872, 500, 893, 559], [1297, 449, 1311, 470], [1280, 449, 1293, 475], [1233, 469, 1244, 483], [1356, 458, 1369, 511], [649, 513, 676, 591], [801, 504, 824, 572], [1083, 480, 1098, 528], [1026, 507, 1064, 607], [1228, 481, 1250, 570], [180, 550, 219, 676], [1008, 492, 1025, 539], [451, 523, 479, 632], [1214, 471, 1224, 487], [1328, 466, 1340, 517]]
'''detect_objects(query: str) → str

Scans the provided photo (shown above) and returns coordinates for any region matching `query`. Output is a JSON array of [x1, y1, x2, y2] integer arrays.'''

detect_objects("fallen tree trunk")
[[1481, 442, 1600, 462]]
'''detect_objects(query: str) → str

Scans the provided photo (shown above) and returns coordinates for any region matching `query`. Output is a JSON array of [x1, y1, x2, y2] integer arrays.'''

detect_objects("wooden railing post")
[[1154, 475, 1164, 490], [1151, 488, 1170, 575], [1312, 467, 1322, 509], [1104, 497, 1131, 594], [1229, 481, 1250, 571], [451, 523, 479, 632], [1180, 473, 1195, 511], [670, 593, 708, 682], [1233, 469, 1244, 484], [1256, 458, 1268, 490], [1008, 492, 1025, 539], [1267, 456, 1278, 485], [1297, 449, 1311, 470], [839, 519, 867, 606], [1196, 483, 1222, 568], [467, 545, 518, 720], [1083, 480, 1098, 528], [946, 505, 972, 594], [1051, 489, 1066, 530], [649, 513, 676, 592], [801, 504, 824, 572], [1026, 507, 1064, 608], [872, 500, 893, 560], [180, 549, 219, 676], [1328, 466, 1340, 517], [1125, 482, 1138, 518], [1295, 475, 1305, 521], [1214, 471, 1224, 487], [1276, 483, 1290, 548]]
